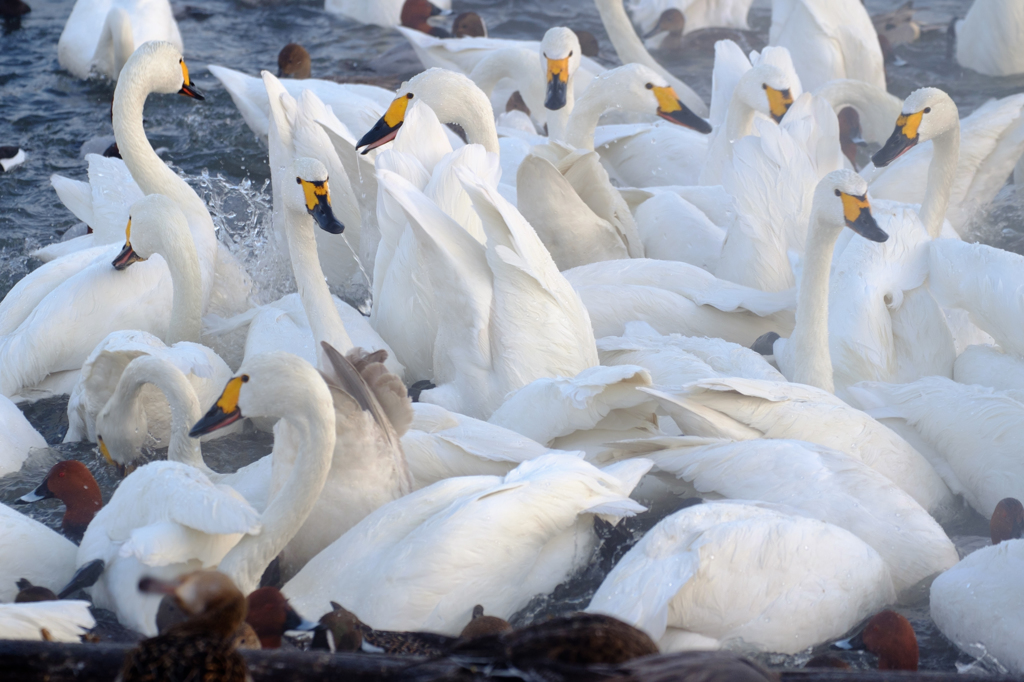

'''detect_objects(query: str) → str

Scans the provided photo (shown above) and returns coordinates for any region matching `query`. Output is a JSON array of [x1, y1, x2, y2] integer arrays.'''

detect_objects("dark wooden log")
[[0, 640, 1020, 682]]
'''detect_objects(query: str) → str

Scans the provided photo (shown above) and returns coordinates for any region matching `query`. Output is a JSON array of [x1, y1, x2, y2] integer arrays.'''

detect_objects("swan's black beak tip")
[[189, 405, 241, 438], [179, 83, 204, 100]]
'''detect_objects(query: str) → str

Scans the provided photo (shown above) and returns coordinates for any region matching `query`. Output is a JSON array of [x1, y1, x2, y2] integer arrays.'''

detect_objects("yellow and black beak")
[[649, 84, 712, 134], [97, 436, 133, 477], [112, 218, 145, 270], [764, 85, 793, 123], [840, 191, 888, 243], [871, 110, 924, 167], [357, 93, 414, 155], [298, 176, 345, 234], [189, 374, 248, 437], [545, 56, 570, 111], [178, 58, 204, 100]]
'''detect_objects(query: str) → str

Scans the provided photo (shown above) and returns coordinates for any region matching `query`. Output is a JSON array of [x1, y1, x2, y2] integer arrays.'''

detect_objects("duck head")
[[17, 460, 102, 543], [311, 601, 364, 653], [400, 0, 449, 37], [453, 12, 486, 38], [246, 587, 317, 649], [991, 497, 1024, 544], [872, 88, 958, 167], [459, 604, 512, 639], [540, 27, 581, 112], [278, 43, 311, 80], [814, 169, 888, 243], [834, 610, 918, 671], [644, 9, 686, 39]]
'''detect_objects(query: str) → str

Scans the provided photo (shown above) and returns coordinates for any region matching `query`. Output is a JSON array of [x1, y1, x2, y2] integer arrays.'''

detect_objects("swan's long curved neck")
[[422, 81, 500, 154], [813, 79, 903, 145], [921, 124, 960, 239], [592, 0, 708, 117], [161, 230, 204, 345], [284, 206, 353, 357], [547, 80, 575, 143], [564, 82, 614, 150], [93, 8, 133, 79], [118, 357, 211, 473], [112, 66, 217, 302], [218, 380, 335, 594], [788, 215, 841, 393]]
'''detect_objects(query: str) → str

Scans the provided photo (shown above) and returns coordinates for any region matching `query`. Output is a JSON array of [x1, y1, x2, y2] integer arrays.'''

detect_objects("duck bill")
[[428, 2, 449, 16], [190, 375, 247, 437], [545, 57, 570, 111], [871, 111, 924, 167], [299, 177, 345, 234], [765, 86, 793, 123], [284, 607, 319, 633], [16, 478, 53, 505], [112, 241, 144, 270], [178, 58, 205, 100], [652, 85, 712, 133], [357, 93, 413, 155], [842, 193, 888, 242], [138, 576, 181, 596]]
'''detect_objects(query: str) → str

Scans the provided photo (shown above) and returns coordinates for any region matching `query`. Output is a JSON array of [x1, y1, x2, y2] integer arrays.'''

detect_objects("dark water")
[[0, 0, 1022, 672]]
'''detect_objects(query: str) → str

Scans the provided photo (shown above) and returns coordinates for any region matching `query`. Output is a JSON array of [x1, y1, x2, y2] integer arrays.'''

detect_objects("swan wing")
[[0, 601, 95, 642], [0, 504, 78, 602]]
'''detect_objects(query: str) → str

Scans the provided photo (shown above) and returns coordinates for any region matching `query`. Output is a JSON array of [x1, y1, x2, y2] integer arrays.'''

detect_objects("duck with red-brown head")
[[245, 587, 317, 648], [17, 461, 102, 543], [401, 0, 449, 37], [834, 610, 918, 671], [991, 497, 1024, 545]]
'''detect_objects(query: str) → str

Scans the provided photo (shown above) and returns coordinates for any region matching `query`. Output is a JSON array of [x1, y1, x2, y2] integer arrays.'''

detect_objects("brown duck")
[[311, 601, 456, 655]]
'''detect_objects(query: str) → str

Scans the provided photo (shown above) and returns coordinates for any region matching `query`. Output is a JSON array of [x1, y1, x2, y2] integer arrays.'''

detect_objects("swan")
[[955, 0, 1024, 77], [849, 376, 1024, 520], [0, 503, 79, 603], [281, 454, 651, 634], [930, 538, 1024, 675], [93, 354, 272, 511], [600, 436, 958, 597], [57, 0, 182, 80], [586, 500, 896, 653], [67, 351, 336, 635], [769, 0, 885, 92], [60, 194, 233, 444], [0, 601, 95, 641], [562, 258, 796, 348], [597, 321, 786, 386], [324, 0, 450, 29], [763, 169, 889, 392], [627, 0, 754, 39], [593, 0, 707, 117], [644, 378, 956, 520], [826, 88, 967, 395], [0, 393, 46, 476]]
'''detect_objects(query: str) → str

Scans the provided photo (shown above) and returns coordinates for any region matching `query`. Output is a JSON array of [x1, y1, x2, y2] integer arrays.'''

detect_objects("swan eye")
[[645, 83, 654, 90], [835, 189, 841, 197], [762, 83, 768, 90], [406, 93, 414, 100], [241, 375, 250, 383], [569, 50, 574, 57], [296, 177, 302, 185], [923, 107, 931, 114]]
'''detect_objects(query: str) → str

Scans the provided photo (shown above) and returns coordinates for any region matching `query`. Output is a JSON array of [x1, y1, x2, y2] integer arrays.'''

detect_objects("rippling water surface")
[[1, 0, 1022, 672]]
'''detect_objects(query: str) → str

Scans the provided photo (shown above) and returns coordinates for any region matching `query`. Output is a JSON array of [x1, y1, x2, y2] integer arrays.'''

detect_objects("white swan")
[[0, 395, 46, 476], [325, 0, 450, 28], [955, 0, 1024, 77], [587, 500, 895, 653], [0, 503, 78, 603], [628, 0, 754, 38], [0, 601, 95, 641], [61, 194, 233, 443], [644, 378, 956, 520], [593, 0, 707, 117], [931, 539, 1024, 674], [849, 376, 1024, 520], [769, 0, 885, 92], [282, 454, 651, 633], [71, 351, 336, 635], [601, 436, 958, 597], [57, 0, 182, 80]]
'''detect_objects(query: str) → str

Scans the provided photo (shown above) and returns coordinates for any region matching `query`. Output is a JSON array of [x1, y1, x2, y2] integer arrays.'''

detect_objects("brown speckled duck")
[[459, 605, 512, 640], [119, 571, 250, 682]]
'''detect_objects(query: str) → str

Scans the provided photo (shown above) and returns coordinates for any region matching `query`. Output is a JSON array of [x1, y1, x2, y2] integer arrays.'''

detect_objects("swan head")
[[871, 88, 957, 167], [189, 352, 332, 438], [112, 194, 190, 270], [833, 610, 918, 671], [278, 43, 311, 80], [286, 157, 345, 235], [814, 169, 888, 242], [736, 64, 793, 123], [540, 28, 582, 112], [590, 64, 711, 133], [120, 41, 203, 100], [991, 497, 1024, 544]]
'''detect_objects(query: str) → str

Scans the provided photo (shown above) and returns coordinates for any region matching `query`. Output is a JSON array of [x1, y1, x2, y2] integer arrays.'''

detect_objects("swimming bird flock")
[[2, 0, 1024, 678]]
